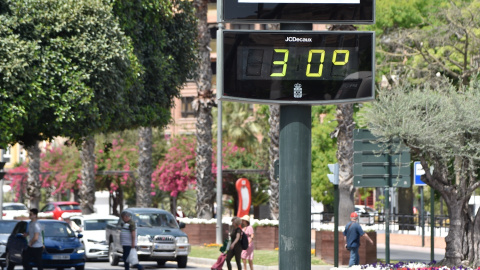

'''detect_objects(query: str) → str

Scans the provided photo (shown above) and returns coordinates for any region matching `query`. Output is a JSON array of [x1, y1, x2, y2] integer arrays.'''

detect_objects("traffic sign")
[[223, 0, 374, 24], [414, 161, 427, 186], [353, 129, 411, 188]]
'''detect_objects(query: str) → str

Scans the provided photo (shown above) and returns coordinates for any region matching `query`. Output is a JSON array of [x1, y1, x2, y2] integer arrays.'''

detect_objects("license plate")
[[155, 244, 175, 250], [52, 254, 70, 260]]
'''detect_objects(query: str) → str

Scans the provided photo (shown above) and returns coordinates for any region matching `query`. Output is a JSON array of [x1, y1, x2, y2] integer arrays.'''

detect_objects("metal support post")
[[216, 0, 224, 244], [279, 105, 311, 270]]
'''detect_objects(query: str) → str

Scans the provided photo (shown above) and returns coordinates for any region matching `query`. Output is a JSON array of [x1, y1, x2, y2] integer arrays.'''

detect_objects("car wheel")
[[75, 265, 85, 270], [177, 256, 188, 268], [109, 243, 120, 266], [6, 251, 15, 270], [157, 260, 166, 267]]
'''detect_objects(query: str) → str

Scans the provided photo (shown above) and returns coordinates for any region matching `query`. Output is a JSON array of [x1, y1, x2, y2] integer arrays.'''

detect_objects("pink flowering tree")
[[152, 136, 196, 215]]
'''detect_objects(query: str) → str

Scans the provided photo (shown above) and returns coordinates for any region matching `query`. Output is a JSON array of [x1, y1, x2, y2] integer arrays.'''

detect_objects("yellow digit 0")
[[306, 50, 325, 77], [270, 49, 289, 77], [332, 50, 350, 65]]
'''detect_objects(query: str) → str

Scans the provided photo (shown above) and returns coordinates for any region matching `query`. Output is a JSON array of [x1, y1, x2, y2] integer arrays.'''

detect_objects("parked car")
[[2, 203, 28, 220], [70, 214, 119, 261], [355, 205, 377, 225], [5, 219, 86, 270], [0, 220, 19, 268], [40, 201, 82, 220], [106, 208, 190, 268]]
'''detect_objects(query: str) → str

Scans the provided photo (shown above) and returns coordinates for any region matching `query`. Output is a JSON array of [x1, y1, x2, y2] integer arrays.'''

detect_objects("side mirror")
[[179, 222, 186, 229], [77, 233, 83, 239], [15, 233, 24, 238]]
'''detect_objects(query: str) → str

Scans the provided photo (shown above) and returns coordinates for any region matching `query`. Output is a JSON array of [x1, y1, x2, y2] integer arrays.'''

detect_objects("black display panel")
[[223, 0, 374, 24], [221, 31, 374, 105]]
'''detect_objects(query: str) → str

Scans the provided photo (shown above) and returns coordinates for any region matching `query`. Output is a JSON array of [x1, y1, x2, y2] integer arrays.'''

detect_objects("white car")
[[70, 214, 119, 260], [2, 203, 29, 220]]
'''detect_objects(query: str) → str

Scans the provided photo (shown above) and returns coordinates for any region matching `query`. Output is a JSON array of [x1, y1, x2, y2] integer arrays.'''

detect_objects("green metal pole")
[[385, 187, 390, 264], [431, 187, 435, 262], [279, 105, 312, 270], [334, 184, 339, 267], [420, 186, 424, 247]]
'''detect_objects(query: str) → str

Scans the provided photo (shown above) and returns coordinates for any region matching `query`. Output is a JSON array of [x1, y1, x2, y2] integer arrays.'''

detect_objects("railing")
[[311, 212, 450, 236]]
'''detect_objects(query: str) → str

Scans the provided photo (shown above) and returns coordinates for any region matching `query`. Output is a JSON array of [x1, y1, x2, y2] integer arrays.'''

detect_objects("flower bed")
[[333, 261, 480, 270]]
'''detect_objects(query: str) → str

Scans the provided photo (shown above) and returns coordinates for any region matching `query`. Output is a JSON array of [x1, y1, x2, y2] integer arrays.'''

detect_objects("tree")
[[112, 0, 198, 209], [0, 0, 137, 208], [361, 77, 480, 267], [152, 136, 196, 214], [213, 102, 262, 153], [193, 0, 216, 219], [311, 106, 338, 208]]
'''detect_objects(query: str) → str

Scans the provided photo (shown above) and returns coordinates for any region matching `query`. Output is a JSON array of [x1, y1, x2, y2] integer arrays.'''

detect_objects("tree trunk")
[[268, 104, 280, 220], [333, 104, 355, 226], [26, 143, 41, 209], [398, 186, 415, 230], [194, 0, 216, 219], [79, 136, 96, 214], [170, 196, 177, 216], [137, 126, 152, 208]]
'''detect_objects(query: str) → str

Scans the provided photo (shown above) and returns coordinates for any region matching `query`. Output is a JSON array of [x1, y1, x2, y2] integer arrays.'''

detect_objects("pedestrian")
[[22, 208, 43, 270], [241, 215, 254, 270], [120, 211, 144, 270], [226, 217, 243, 270], [343, 212, 374, 267], [176, 206, 184, 223]]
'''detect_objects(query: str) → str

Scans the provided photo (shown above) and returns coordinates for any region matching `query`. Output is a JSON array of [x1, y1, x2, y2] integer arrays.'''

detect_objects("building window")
[[181, 97, 196, 118], [1, 147, 11, 163]]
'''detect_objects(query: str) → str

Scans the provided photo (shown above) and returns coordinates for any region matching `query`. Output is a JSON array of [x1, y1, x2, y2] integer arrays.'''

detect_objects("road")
[[8, 260, 212, 270], [6, 244, 445, 270]]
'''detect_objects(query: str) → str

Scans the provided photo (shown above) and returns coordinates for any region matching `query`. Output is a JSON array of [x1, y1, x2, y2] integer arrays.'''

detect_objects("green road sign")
[[353, 129, 411, 188]]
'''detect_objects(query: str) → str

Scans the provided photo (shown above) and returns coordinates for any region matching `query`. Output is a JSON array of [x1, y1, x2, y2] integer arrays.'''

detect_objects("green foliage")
[[112, 0, 198, 128], [311, 105, 337, 206], [0, 0, 137, 147]]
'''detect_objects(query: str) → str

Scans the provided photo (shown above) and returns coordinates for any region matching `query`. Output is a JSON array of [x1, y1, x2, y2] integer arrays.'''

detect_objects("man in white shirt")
[[23, 208, 44, 270]]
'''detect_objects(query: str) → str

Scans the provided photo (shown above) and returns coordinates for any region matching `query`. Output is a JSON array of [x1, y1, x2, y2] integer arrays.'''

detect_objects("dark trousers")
[[226, 245, 242, 270], [122, 246, 143, 270], [22, 246, 43, 270]]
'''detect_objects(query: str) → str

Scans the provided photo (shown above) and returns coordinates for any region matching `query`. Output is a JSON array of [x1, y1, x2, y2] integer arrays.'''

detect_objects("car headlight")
[[137, 235, 152, 244], [87, 239, 107, 245], [176, 237, 188, 244], [75, 246, 85, 254]]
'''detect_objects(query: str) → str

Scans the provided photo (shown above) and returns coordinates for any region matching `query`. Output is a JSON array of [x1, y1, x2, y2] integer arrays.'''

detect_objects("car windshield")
[[3, 204, 27, 211], [84, 219, 118, 230], [134, 213, 178, 229], [0, 222, 18, 234], [41, 222, 76, 237], [58, 204, 81, 210]]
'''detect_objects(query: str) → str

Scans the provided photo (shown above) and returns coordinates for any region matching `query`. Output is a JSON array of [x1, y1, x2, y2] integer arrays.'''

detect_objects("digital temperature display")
[[221, 31, 375, 104]]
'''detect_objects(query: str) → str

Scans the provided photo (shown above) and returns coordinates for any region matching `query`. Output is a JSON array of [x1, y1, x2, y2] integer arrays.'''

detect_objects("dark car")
[[5, 219, 86, 270], [40, 201, 82, 220], [0, 220, 19, 268]]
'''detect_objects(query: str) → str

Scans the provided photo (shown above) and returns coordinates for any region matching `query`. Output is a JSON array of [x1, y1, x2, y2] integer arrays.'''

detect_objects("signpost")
[[218, 1, 375, 269], [222, 31, 375, 105]]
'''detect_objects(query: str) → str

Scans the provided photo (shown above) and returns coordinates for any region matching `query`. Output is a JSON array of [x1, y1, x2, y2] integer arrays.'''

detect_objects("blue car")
[[5, 219, 86, 270]]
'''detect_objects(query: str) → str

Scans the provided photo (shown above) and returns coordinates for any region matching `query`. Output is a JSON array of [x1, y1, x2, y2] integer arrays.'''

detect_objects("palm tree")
[[268, 105, 280, 220], [137, 127, 152, 207], [193, 0, 216, 219]]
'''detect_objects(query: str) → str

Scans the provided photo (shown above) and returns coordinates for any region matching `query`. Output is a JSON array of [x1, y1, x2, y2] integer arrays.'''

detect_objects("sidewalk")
[[188, 256, 335, 270]]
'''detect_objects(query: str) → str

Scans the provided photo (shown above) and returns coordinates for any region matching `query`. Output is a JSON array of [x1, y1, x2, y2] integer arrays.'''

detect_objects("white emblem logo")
[[294, 83, 302, 98]]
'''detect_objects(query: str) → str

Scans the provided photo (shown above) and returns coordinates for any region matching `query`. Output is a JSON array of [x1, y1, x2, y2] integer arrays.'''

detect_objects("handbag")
[[126, 248, 139, 265]]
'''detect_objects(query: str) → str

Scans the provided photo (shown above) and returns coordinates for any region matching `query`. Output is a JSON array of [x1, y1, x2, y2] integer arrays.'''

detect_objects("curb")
[[188, 257, 335, 270]]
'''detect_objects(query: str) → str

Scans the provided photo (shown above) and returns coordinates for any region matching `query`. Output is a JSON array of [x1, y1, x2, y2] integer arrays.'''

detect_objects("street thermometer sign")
[[220, 31, 375, 105], [223, 0, 374, 24]]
